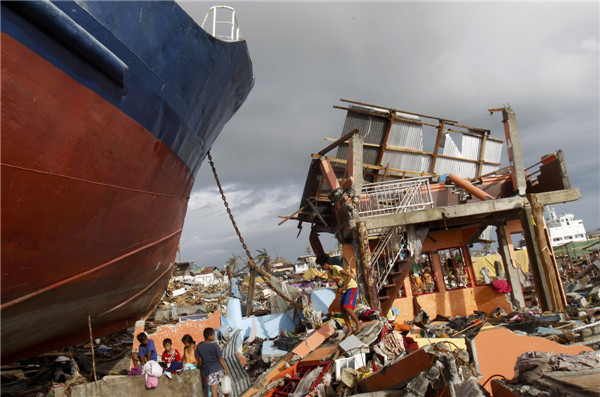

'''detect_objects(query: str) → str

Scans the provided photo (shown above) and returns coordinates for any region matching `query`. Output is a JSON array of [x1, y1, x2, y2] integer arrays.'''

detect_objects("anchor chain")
[[207, 152, 301, 309]]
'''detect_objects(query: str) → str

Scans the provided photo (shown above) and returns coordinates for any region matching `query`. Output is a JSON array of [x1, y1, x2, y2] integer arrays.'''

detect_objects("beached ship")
[[1, 1, 253, 361]]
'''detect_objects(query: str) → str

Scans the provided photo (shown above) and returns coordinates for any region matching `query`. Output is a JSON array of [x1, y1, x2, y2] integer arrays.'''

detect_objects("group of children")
[[134, 328, 228, 395]]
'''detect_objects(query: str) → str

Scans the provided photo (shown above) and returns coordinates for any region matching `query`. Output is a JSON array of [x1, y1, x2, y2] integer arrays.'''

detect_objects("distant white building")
[[547, 208, 587, 247]]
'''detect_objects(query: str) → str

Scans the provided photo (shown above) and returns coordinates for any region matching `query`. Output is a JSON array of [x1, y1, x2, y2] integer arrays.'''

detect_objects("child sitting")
[[181, 334, 198, 370], [136, 332, 157, 365], [161, 338, 182, 377]]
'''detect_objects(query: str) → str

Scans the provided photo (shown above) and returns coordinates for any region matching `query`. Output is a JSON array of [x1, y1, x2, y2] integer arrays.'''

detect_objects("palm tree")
[[225, 254, 240, 275], [255, 248, 271, 274]]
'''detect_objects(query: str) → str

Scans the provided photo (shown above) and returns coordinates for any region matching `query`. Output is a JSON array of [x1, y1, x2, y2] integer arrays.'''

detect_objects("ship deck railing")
[[202, 6, 241, 42]]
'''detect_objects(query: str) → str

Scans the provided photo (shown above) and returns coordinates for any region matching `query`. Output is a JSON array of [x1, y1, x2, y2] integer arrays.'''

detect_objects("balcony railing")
[[357, 177, 434, 218]]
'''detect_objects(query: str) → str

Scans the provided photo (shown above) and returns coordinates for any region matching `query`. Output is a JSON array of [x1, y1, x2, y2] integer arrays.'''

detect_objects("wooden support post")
[[477, 133, 488, 178], [496, 223, 525, 309], [246, 270, 255, 316], [429, 121, 445, 174], [357, 221, 378, 311], [520, 194, 566, 312], [528, 194, 566, 311]]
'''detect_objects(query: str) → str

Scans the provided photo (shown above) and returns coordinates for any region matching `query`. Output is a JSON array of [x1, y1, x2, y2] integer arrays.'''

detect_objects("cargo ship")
[[1, 1, 254, 361]]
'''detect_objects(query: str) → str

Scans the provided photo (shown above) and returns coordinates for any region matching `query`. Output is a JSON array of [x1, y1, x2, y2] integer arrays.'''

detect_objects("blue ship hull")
[[1, 1, 253, 360]]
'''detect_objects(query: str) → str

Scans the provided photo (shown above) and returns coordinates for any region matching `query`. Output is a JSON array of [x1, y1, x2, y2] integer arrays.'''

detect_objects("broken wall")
[[132, 311, 221, 361]]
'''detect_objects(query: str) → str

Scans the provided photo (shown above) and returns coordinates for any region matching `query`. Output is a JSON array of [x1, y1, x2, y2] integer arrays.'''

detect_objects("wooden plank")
[[278, 206, 307, 226], [534, 188, 580, 205], [340, 98, 458, 123], [313, 154, 436, 178], [429, 121, 445, 174], [318, 128, 359, 156]]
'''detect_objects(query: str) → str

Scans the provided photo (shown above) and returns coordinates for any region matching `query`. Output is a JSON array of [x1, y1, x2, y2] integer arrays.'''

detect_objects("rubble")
[[4, 259, 599, 397]]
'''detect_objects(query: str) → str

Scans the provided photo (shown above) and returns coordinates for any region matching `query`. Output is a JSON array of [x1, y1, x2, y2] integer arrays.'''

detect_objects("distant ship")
[[546, 208, 587, 247], [1, 1, 253, 361]]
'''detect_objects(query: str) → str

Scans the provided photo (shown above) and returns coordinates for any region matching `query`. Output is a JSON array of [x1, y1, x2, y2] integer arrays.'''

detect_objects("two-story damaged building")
[[290, 99, 580, 321]]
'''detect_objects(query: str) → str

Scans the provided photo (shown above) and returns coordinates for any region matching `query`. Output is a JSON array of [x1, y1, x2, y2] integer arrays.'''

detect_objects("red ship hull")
[[1, 34, 191, 361]]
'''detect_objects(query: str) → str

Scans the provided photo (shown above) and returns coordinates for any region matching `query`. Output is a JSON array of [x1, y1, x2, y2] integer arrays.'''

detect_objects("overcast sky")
[[177, 1, 599, 268]]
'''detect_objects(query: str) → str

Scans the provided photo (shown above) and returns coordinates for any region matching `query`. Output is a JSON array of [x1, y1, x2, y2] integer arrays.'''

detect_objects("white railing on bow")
[[357, 177, 434, 218], [201, 6, 241, 41]]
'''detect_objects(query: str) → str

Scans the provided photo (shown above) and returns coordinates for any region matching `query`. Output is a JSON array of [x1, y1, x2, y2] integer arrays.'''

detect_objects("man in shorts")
[[317, 253, 363, 335], [195, 327, 229, 396]]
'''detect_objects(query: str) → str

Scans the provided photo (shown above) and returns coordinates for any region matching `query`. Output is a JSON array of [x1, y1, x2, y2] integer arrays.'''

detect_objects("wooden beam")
[[313, 154, 436, 178], [321, 140, 501, 167], [334, 105, 441, 128], [365, 196, 525, 230], [340, 98, 458, 123], [534, 188, 580, 205], [278, 206, 307, 226], [375, 112, 396, 181], [318, 128, 359, 156], [477, 133, 488, 178], [525, 194, 566, 311], [429, 121, 445, 174]]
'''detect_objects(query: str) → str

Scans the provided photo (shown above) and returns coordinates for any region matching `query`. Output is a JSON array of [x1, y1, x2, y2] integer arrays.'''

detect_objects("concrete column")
[[496, 223, 525, 309], [502, 107, 527, 195]]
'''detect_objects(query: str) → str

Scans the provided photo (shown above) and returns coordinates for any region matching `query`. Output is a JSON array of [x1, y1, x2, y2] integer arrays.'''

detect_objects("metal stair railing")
[[358, 178, 433, 291], [372, 227, 406, 291]]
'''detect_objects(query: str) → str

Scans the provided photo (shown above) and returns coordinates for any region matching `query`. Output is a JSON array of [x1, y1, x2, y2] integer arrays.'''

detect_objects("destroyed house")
[[290, 99, 581, 320]]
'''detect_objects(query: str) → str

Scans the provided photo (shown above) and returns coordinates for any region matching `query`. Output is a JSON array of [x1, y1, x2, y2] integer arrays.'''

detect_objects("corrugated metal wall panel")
[[387, 113, 423, 150], [336, 106, 387, 165], [481, 164, 499, 175], [440, 134, 461, 157], [484, 140, 503, 163], [380, 151, 430, 173], [461, 134, 482, 161], [435, 158, 477, 178]]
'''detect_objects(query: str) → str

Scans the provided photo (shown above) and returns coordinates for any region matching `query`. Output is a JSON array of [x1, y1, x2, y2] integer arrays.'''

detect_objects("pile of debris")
[[4, 263, 600, 397]]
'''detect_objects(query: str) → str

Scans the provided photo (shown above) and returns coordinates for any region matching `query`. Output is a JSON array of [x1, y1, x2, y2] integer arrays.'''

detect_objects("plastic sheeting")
[[269, 274, 301, 314]]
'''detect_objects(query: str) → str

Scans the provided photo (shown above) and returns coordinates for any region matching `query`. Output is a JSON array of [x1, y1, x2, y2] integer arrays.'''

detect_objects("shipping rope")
[[207, 152, 301, 309]]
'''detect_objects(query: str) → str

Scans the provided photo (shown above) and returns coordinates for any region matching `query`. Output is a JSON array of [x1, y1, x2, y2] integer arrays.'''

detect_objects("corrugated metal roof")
[[296, 101, 506, 225]]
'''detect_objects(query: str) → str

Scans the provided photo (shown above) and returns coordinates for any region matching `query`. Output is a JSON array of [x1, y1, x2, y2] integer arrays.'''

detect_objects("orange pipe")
[[448, 173, 493, 201]]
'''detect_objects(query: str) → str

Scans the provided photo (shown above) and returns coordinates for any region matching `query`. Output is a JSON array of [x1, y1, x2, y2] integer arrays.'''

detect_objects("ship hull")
[[1, 1, 253, 361]]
